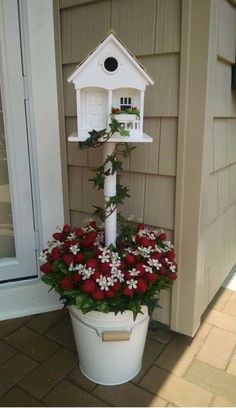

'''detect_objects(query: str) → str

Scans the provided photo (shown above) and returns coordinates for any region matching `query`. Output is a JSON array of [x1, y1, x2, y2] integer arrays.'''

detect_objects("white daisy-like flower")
[[111, 269, 124, 283], [164, 241, 174, 250], [69, 262, 75, 272], [138, 246, 152, 258], [129, 268, 139, 277], [147, 258, 162, 270], [107, 276, 115, 287], [70, 244, 80, 255], [47, 240, 62, 253], [169, 264, 176, 273], [67, 232, 77, 241], [96, 275, 110, 291], [81, 267, 95, 280], [144, 265, 153, 274], [39, 251, 48, 263], [98, 250, 111, 263], [127, 279, 138, 289]]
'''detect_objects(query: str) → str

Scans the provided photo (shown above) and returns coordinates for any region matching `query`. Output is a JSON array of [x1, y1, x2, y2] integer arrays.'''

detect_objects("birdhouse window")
[[103, 57, 118, 73], [120, 97, 132, 111]]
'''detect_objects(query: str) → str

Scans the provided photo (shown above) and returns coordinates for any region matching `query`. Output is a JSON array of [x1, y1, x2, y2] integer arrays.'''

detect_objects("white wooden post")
[[139, 91, 144, 134], [107, 90, 112, 128], [103, 141, 117, 246]]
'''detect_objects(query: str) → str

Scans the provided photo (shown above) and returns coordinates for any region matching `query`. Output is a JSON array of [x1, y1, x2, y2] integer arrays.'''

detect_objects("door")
[[86, 91, 107, 130], [0, 0, 37, 283]]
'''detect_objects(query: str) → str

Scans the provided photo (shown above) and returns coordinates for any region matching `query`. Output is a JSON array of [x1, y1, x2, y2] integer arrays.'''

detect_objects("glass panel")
[[0, 89, 16, 258]]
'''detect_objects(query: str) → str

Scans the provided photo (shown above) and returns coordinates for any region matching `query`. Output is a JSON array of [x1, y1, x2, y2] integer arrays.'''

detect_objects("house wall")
[[57, 0, 181, 324], [203, 0, 236, 310]]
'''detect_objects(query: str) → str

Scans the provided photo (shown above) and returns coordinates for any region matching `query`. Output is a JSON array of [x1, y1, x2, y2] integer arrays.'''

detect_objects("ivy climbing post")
[[103, 142, 117, 246]]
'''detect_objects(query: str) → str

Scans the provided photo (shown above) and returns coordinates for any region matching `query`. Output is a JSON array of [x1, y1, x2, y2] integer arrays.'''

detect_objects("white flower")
[[69, 262, 75, 272], [147, 258, 162, 270], [81, 267, 95, 280], [138, 246, 152, 258], [70, 244, 80, 255], [127, 279, 138, 289], [96, 275, 110, 291], [169, 264, 176, 273], [144, 265, 153, 274], [111, 269, 124, 283], [98, 250, 111, 263], [129, 268, 139, 277], [39, 251, 48, 263], [67, 232, 76, 241], [47, 240, 62, 252]]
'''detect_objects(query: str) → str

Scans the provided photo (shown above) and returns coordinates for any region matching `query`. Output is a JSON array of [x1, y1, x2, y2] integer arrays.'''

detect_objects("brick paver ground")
[[0, 287, 236, 407]]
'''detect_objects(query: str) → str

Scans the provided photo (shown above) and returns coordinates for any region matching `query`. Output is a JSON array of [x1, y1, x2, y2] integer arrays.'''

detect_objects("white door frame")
[[0, 0, 64, 320], [0, 0, 37, 282]]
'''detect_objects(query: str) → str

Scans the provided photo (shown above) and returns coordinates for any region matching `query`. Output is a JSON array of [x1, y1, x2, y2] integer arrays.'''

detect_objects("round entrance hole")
[[104, 57, 118, 73]]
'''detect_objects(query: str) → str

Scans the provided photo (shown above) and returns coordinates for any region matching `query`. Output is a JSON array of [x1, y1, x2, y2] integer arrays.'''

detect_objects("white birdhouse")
[[68, 32, 154, 143]]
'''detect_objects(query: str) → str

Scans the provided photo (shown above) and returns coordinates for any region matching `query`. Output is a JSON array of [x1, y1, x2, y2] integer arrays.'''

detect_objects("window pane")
[[0, 89, 16, 258]]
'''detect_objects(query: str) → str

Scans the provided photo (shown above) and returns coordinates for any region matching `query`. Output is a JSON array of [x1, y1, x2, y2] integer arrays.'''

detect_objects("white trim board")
[[0, 279, 62, 321]]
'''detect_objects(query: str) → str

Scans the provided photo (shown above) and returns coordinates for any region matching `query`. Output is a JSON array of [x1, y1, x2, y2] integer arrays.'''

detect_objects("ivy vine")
[[79, 119, 136, 221]]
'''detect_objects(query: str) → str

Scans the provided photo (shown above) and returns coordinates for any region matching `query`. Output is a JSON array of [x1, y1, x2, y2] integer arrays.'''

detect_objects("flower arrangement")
[[40, 220, 177, 318], [111, 107, 140, 119]]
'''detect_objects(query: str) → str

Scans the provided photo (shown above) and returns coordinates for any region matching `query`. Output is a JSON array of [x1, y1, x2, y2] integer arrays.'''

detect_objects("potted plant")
[[40, 120, 177, 385]]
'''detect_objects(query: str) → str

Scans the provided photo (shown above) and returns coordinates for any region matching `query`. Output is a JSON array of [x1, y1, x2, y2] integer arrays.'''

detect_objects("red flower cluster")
[[40, 222, 177, 315]]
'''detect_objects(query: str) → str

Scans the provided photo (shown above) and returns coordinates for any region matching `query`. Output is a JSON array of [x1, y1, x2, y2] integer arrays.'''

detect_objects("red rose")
[[74, 253, 84, 263], [105, 289, 115, 298], [166, 250, 175, 261], [140, 237, 150, 247], [137, 223, 145, 231], [136, 263, 145, 277], [137, 279, 148, 293], [93, 248, 101, 257], [158, 267, 168, 276], [75, 227, 84, 238], [63, 254, 74, 266], [69, 240, 78, 249], [80, 238, 94, 249], [81, 279, 96, 293], [73, 273, 81, 283], [119, 261, 126, 270], [124, 271, 131, 279], [62, 224, 71, 234], [152, 252, 162, 260], [123, 287, 133, 297], [135, 235, 142, 244], [63, 241, 71, 252], [146, 273, 158, 282], [91, 288, 105, 300], [52, 232, 63, 241], [91, 270, 100, 281], [87, 231, 97, 239], [51, 248, 61, 261], [60, 276, 73, 290], [86, 259, 98, 269], [89, 221, 96, 229], [113, 281, 121, 291], [158, 232, 166, 241], [40, 262, 52, 274], [168, 272, 177, 281], [124, 254, 136, 265], [99, 262, 110, 273]]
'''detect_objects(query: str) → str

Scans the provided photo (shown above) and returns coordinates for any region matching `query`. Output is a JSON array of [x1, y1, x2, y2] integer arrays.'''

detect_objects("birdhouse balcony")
[[112, 113, 140, 136]]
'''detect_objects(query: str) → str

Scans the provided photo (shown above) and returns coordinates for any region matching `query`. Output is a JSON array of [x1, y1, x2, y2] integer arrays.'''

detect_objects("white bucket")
[[69, 305, 149, 385]]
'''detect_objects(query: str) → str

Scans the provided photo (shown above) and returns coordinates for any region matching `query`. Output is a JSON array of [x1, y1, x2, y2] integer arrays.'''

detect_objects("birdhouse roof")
[[67, 31, 154, 85]]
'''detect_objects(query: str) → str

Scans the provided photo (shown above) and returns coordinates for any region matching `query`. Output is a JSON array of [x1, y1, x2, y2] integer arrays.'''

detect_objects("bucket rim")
[[69, 305, 149, 328]]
